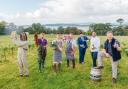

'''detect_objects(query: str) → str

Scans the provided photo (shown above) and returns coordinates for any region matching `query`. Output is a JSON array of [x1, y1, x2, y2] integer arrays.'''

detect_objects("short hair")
[[106, 31, 113, 35], [91, 31, 96, 34], [41, 32, 45, 36]]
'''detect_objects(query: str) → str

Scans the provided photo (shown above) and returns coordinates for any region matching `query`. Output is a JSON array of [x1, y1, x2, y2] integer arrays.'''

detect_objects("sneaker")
[[112, 78, 117, 83]]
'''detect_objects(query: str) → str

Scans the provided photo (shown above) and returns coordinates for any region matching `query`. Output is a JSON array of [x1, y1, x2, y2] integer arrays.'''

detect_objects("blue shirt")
[[77, 35, 88, 49]]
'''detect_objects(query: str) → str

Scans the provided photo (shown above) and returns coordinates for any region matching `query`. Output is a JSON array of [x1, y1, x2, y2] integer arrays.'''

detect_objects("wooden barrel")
[[90, 67, 101, 81]]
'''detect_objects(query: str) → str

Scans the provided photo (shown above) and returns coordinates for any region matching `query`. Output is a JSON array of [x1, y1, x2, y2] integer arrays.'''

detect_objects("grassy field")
[[0, 35, 128, 89]]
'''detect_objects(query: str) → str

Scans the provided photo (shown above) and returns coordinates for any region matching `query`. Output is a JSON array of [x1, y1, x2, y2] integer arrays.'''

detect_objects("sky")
[[0, 0, 128, 25]]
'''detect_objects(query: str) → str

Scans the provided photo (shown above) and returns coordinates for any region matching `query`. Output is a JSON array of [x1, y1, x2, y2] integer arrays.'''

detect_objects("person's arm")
[[13, 39, 28, 47], [59, 41, 63, 52], [114, 40, 121, 51], [77, 38, 80, 46], [95, 38, 100, 49], [44, 39, 48, 48], [72, 40, 76, 55], [34, 34, 39, 47], [103, 42, 110, 57], [86, 36, 90, 41]]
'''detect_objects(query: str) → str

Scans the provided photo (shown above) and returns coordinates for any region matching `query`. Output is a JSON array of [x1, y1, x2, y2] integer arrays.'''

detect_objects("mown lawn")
[[0, 35, 128, 89]]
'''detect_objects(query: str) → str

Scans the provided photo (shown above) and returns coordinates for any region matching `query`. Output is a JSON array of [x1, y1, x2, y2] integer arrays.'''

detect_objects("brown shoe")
[[112, 78, 117, 83], [19, 75, 23, 77], [97, 66, 104, 69], [58, 63, 61, 72], [53, 64, 57, 72], [25, 75, 29, 77]]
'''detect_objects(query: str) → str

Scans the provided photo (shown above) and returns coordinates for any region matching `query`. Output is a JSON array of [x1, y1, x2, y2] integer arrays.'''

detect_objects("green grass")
[[0, 35, 128, 89]]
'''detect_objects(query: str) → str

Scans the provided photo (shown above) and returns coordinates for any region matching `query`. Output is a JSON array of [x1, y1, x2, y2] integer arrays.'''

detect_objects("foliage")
[[0, 21, 7, 35]]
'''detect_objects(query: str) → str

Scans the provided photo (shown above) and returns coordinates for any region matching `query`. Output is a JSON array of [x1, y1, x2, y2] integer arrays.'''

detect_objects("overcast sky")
[[0, 0, 128, 25]]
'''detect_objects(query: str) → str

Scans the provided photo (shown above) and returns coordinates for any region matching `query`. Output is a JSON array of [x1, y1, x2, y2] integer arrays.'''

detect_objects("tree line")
[[88, 18, 128, 36], [23, 23, 83, 35], [0, 18, 128, 35]]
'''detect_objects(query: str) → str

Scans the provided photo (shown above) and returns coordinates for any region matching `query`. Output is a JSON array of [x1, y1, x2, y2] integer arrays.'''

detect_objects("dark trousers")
[[38, 57, 45, 71], [79, 48, 86, 64], [37, 46, 46, 72], [67, 59, 75, 68], [91, 52, 98, 67]]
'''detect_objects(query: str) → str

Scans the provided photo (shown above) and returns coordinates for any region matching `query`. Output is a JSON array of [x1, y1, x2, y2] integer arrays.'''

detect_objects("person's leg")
[[53, 63, 57, 72], [93, 52, 98, 67], [79, 48, 82, 64], [18, 58, 23, 76], [72, 59, 75, 69], [22, 53, 29, 76], [79, 48, 84, 64], [40, 59, 43, 72], [42, 57, 45, 68], [58, 62, 61, 72], [109, 57, 118, 82], [82, 48, 86, 63], [42, 48, 46, 68], [91, 52, 94, 67], [97, 51, 106, 67], [67, 59, 69, 67], [38, 55, 42, 72]]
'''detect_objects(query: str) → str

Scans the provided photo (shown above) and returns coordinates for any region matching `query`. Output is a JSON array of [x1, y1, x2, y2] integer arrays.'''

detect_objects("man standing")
[[77, 32, 88, 64], [90, 32, 100, 67], [97, 31, 121, 83]]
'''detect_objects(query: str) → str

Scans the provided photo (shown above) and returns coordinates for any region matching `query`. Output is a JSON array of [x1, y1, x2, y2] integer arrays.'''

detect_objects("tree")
[[116, 18, 124, 26], [88, 23, 112, 35], [0, 21, 7, 35]]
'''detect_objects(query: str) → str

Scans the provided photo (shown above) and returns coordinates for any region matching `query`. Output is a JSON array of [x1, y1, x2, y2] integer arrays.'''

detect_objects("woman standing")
[[52, 33, 63, 72], [34, 33, 48, 72], [65, 33, 76, 69], [11, 31, 29, 77]]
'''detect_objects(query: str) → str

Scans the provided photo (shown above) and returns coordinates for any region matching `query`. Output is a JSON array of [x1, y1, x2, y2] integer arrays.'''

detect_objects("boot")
[[39, 62, 42, 72], [53, 64, 57, 72], [67, 60, 69, 67], [58, 63, 61, 72], [72, 60, 75, 69]]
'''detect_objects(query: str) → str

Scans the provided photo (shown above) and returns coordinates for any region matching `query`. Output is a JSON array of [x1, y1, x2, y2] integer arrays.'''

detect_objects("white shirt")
[[90, 36, 100, 52], [66, 39, 77, 48]]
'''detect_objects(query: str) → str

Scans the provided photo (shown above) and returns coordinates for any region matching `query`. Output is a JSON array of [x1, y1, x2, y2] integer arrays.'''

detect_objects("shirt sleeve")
[[96, 38, 100, 48], [12, 38, 28, 47], [72, 40, 77, 47]]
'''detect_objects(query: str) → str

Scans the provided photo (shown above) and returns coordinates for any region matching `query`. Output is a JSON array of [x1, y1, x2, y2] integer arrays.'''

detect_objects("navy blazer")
[[104, 38, 121, 61], [77, 36, 88, 49]]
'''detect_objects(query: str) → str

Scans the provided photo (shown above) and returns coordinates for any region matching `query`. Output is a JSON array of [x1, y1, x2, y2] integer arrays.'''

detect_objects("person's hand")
[[117, 47, 122, 52], [80, 45, 84, 48], [105, 53, 110, 58], [71, 51, 74, 56], [92, 47, 96, 50], [11, 31, 16, 39], [59, 47, 62, 52]]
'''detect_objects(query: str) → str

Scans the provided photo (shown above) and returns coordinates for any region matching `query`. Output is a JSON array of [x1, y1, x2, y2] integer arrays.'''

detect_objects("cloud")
[[0, 0, 128, 25]]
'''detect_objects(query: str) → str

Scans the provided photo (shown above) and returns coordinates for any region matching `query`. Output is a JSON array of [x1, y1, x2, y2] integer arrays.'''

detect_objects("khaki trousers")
[[98, 51, 118, 79], [17, 49, 29, 75]]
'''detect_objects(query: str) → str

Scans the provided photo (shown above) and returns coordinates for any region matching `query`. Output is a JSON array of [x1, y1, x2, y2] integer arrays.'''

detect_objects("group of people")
[[11, 31, 121, 83]]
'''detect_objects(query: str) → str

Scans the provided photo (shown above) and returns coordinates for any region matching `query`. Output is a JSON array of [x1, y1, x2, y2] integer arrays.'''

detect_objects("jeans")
[[91, 52, 98, 67]]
